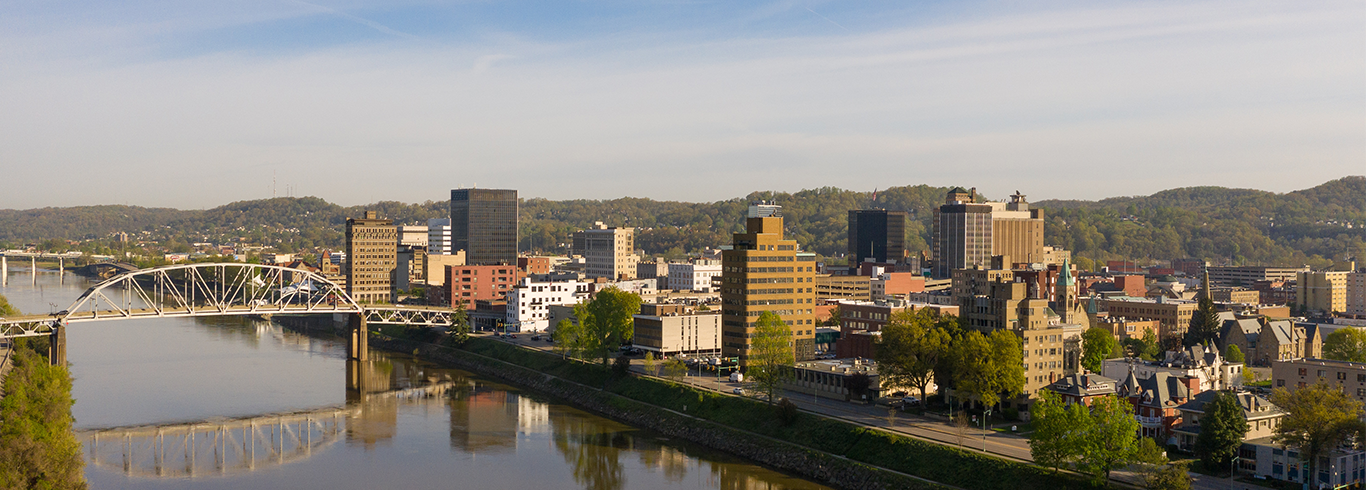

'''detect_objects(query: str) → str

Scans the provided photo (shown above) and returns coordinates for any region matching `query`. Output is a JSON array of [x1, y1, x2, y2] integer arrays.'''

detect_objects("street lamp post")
[[982, 408, 992, 452]]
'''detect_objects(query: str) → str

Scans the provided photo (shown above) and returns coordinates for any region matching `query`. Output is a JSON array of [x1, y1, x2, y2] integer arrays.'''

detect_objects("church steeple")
[[1056, 258, 1077, 323]]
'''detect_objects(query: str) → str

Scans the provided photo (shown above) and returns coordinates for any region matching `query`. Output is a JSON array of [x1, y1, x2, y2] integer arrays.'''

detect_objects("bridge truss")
[[0, 263, 459, 341], [81, 409, 348, 478]]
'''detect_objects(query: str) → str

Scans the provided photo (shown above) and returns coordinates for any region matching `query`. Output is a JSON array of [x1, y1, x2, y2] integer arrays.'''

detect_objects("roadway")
[[484, 331, 1247, 490]]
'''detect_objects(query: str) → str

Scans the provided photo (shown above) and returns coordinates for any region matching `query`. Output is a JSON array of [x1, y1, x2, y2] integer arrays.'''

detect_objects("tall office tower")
[[572, 222, 639, 280], [427, 218, 453, 255], [847, 209, 907, 269], [990, 192, 1045, 265], [721, 204, 818, 362], [450, 188, 518, 265], [932, 189, 1045, 279], [345, 211, 397, 303], [932, 188, 993, 279]]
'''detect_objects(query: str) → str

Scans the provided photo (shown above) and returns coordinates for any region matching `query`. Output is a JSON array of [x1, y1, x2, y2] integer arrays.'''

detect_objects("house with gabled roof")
[[1043, 373, 1117, 406]]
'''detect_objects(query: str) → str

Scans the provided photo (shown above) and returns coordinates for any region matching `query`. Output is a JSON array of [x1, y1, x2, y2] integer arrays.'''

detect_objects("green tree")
[[553, 319, 585, 360], [663, 358, 687, 384], [1077, 395, 1143, 485], [1321, 328, 1366, 363], [746, 311, 795, 404], [1146, 462, 1192, 490], [954, 329, 1024, 411], [0, 294, 17, 316], [642, 352, 658, 376], [1222, 344, 1244, 364], [1193, 391, 1249, 475], [1271, 382, 1366, 488], [445, 301, 470, 345], [875, 309, 951, 405], [573, 287, 643, 367], [1082, 328, 1119, 373], [1184, 296, 1221, 347], [1121, 329, 1161, 361], [1028, 389, 1087, 473], [0, 339, 87, 489]]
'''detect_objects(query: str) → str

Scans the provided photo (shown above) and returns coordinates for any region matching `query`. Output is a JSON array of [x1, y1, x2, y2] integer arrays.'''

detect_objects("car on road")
[[509, 334, 517, 339], [731, 388, 744, 395], [531, 335, 541, 341]]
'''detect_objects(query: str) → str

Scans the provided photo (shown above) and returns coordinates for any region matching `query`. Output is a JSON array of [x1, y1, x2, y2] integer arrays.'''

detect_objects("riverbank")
[[361, 331, 1102, 490]]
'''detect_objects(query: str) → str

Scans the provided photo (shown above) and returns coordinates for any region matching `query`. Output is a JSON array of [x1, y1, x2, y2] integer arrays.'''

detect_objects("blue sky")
[[2, 0, 1362, 209]]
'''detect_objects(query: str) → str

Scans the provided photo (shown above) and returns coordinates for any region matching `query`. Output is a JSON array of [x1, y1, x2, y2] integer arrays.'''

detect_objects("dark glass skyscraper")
[[847, 210, 907, 267], [450, 188, 518, 265]]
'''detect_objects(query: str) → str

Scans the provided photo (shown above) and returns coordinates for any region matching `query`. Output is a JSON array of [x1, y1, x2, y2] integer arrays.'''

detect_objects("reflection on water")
[[5, 272, 830, 490]]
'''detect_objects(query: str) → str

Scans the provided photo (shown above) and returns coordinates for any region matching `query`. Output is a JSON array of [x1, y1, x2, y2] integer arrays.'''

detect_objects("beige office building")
[[721, 204, 818, 362], [1298, 269, 1350, 314], [1104, 297, 1199, 341], [632, 304, 721, 355], [573, 222, 638, 280], [952, 266, 1064, 396], [345, 211, 397, 303]]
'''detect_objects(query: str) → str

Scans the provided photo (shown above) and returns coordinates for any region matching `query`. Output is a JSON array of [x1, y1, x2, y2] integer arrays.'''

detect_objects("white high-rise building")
[[428, 218, 453, 255]]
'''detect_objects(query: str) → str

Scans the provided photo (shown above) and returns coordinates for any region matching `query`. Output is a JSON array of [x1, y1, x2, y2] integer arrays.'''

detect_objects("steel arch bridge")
[[0, 263, 459, 362]]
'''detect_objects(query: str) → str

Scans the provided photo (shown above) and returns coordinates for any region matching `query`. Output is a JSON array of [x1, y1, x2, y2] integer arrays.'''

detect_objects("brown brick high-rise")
[[721, 207, 818, 362]]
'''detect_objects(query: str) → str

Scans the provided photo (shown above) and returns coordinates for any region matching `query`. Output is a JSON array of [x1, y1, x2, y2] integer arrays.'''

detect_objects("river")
[[1, 268, 830, 490]]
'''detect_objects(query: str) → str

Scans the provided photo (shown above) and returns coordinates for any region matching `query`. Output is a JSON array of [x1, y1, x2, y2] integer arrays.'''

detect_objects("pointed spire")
[[1201, 265, 1211, 301]]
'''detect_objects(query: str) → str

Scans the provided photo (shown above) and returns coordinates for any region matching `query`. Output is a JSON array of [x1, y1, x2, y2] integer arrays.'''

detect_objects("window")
[[1299, 368, 1308, 376], [1340, 372, 1348, 381]]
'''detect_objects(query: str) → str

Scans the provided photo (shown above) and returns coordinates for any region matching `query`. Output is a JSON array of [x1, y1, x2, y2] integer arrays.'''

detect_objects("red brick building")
[[447, 264, 518, 310], [517, 256, 551, 276]]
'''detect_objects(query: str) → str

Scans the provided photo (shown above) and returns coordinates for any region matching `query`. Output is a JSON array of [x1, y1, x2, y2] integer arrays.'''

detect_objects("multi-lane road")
[[483, 331, 1240, 490]]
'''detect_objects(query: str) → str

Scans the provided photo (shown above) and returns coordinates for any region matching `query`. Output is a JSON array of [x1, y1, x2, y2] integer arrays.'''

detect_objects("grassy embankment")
[[0, 294, 87, 490], [439, 335, 1104, 490]]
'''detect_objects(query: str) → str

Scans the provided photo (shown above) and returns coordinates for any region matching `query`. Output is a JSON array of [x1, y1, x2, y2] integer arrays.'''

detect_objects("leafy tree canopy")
[[1322, 328, 1366, 363]]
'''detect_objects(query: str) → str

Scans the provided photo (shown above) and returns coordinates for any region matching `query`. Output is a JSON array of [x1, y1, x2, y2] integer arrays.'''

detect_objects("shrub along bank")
[[0, 338, 86, 490], [377, 334, 1102, 490]]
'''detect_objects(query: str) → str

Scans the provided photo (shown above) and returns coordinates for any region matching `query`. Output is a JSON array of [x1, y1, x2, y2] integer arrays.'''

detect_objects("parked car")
[[901, 396, 920, 407]]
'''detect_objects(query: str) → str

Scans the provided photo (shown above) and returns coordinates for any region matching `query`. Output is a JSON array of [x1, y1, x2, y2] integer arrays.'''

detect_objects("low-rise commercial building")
[[1103, 297, 1198, 342], [815, 274, 871, 301], [632, 303, 721, 355], [668, 260, 722, 292], [787, 358, 885, 402], [1272, 358, 1366, 405]]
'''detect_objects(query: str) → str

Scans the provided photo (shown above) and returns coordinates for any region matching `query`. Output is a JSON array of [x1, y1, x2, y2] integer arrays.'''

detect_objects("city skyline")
[[2, 1, 1362, 209]]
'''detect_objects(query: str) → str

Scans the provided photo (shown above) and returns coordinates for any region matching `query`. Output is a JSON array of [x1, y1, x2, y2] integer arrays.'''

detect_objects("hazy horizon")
[[0, 176, 1359, 212]]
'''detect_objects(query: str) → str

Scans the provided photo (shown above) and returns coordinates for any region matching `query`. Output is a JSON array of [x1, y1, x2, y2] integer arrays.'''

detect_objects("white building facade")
[[506, 279, 589, 332], [428, 218, 453, 255], [667, 260, 722, 292]]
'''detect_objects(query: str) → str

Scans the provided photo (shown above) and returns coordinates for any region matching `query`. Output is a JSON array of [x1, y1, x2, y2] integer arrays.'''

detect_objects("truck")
[[729, 372, 744, 383]]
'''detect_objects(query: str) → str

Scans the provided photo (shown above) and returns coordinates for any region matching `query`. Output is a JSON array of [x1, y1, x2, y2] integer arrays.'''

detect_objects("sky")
[[2, 0, 1363, 209]]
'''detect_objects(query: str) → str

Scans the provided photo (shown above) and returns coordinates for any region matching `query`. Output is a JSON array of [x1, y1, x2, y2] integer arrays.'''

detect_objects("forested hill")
[[1035, 176, 1365, 268], [0, 177, 1361, 267]]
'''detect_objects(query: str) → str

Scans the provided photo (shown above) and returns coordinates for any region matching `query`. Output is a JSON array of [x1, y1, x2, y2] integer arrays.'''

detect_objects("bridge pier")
[[348, 314, 368, 361], [49, 323, 66, 367], [1, 255, 6, 286], [31, 256, 36, 284], [59, 257, 64, 282]]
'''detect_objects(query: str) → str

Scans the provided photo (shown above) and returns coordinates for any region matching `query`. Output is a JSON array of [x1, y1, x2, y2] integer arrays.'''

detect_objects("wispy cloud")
[[289, 0, 417, 40], [0, 1, 1360, 208]]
